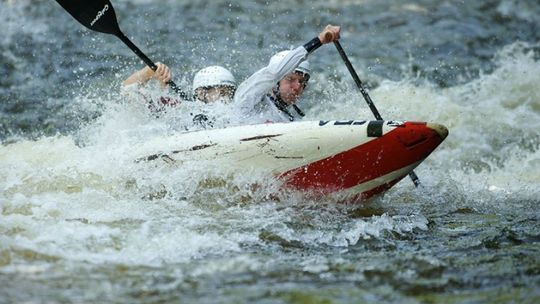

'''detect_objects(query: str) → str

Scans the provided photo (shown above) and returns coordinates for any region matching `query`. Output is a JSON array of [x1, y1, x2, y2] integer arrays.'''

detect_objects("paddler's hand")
[[122, 62, 171, 87], [152, 62, 172, 88], [318, 25, 341, 44]]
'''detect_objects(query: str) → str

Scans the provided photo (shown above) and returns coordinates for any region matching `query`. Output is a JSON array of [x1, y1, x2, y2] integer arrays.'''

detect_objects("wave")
[[1, 40, 539, 267]]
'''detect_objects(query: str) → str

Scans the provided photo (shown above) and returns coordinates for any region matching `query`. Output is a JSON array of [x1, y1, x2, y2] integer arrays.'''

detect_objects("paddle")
[[55, 0, 187, 99], [333, 41, 421, 188]]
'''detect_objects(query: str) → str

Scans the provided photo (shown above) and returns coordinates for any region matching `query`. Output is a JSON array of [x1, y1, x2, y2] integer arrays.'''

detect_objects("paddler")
[[122, 63, 237, 109], [233, 24, 341, 123]]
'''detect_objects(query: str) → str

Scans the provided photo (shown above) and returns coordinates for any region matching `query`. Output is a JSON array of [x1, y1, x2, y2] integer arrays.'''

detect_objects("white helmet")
[[269, 50, 311, 76], [192, 66, 236, 93]]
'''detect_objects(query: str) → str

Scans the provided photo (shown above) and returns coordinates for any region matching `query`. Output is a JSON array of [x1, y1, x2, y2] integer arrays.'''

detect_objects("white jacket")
[[233, 46, 308, 124]]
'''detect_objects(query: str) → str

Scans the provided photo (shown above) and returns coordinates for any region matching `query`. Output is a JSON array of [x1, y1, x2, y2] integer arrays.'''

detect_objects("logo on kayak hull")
[[318, 120, 404, 127], [90, 4, 109, 27], [319, 120, 367, 126]]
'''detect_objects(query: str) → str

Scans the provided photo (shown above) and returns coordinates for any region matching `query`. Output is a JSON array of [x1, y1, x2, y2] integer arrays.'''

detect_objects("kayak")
[[135, 120, 448, 203]]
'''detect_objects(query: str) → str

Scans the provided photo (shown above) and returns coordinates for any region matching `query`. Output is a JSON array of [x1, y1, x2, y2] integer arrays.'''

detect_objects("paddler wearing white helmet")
[[122, 63, 236, 110], [234, 24, 341, 123], [192, 65, 236, 103]]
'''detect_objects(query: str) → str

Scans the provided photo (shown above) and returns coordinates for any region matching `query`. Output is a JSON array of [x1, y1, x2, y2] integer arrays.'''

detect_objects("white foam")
[[1, 42, 539, 268]]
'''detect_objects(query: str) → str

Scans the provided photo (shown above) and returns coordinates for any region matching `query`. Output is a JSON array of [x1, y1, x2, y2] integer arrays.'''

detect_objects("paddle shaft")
[[55, 0, 187, 99], [333, 41, 421, 188], [116, 31, 157, 71]]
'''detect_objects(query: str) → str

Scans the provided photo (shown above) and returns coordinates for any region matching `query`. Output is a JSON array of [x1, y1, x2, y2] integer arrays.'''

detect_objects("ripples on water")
[[1, 0, 540, 302]]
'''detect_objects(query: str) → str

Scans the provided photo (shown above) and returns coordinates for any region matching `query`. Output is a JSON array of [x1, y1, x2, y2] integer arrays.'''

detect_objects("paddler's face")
[[278, 72, 308, 105], [195, 86, 235, 103]]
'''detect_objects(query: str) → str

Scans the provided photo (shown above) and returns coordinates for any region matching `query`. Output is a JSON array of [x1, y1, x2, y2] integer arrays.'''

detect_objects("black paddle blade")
[[55, 0, 121, 35]]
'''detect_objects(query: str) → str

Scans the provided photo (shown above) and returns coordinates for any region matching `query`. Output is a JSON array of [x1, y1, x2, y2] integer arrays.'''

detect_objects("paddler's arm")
[[233, 47, 307, 110], [234, 25, 341, 113], [122, 62, 172, 88]]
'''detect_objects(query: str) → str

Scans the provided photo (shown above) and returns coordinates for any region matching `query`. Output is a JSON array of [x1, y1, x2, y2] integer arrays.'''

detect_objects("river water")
[[1, 0, 539, 303]]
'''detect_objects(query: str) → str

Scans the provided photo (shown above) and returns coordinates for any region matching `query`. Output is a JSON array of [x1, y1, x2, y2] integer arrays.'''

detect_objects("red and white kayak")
[[135, 120, 448, 202]]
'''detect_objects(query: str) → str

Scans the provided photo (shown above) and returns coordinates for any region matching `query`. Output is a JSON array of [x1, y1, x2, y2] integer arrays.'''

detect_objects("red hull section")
[[280, 122, 447, 200]]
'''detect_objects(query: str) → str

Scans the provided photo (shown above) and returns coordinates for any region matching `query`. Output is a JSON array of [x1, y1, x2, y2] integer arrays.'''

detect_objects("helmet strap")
[[273, 82, 305, 118], [269, 85, 294, 121], [292, 104, 305, 117]]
